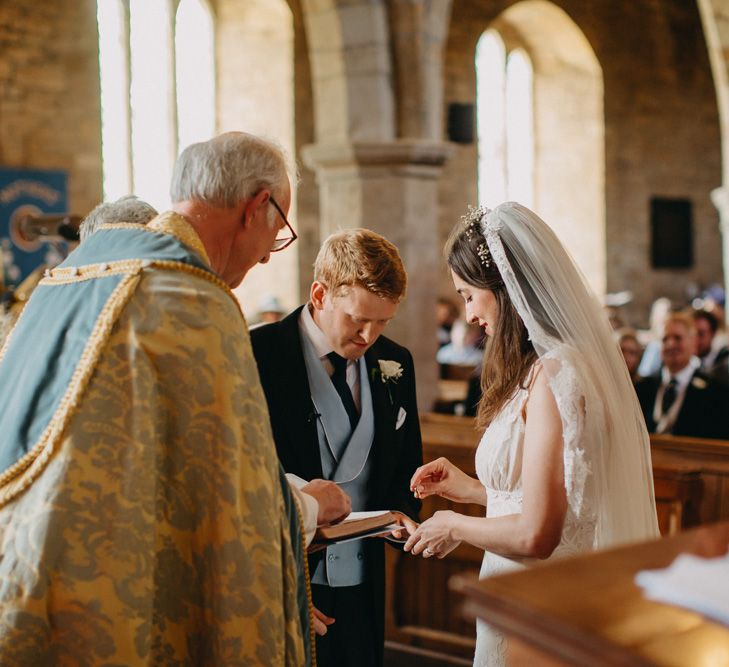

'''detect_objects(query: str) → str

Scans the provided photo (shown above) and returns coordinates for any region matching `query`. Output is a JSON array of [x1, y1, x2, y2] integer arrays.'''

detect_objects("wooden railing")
[[384, 413, 729, 666]]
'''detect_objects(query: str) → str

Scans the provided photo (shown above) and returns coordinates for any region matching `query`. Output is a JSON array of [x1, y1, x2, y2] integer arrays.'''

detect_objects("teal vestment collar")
[[0, 218, 213, 476]]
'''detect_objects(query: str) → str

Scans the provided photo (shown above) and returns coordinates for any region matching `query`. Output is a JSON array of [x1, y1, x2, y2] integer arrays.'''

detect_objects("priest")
[[0, 132, 320, 665]]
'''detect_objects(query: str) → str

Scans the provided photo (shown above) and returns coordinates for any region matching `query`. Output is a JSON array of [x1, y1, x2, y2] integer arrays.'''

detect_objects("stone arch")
[[492, 0, 605, 294]]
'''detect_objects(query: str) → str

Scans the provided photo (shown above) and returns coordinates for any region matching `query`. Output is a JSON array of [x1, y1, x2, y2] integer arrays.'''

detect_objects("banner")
[[0, 167, 69, 289]]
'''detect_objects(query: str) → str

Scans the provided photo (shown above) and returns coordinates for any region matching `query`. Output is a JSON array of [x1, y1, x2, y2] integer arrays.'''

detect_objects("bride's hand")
[[403, 510, 461, 559], [410, 457, 484, 505]]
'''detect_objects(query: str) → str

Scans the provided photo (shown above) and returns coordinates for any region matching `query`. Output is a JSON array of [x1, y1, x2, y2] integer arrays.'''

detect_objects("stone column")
[[303, 140, 454, 411], [711, 186, 729, 323]]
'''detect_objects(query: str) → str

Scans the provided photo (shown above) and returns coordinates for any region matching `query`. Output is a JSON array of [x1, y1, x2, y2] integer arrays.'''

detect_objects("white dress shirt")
[[299, 303, 361, 412], [286, 475, 318, 546]]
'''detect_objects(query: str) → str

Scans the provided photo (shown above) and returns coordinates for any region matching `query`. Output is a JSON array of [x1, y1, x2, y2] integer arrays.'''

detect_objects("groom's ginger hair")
[[313, 229, 407, 302]]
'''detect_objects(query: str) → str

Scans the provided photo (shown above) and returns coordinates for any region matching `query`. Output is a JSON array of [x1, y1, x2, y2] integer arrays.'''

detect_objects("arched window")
[[476, 30, 506, 208], [96, 0, 216, 209], [96, 0, 131, 201], [504, 49, 534, 207], [176, 0, 216, 151], [476, 31, 534, 208]]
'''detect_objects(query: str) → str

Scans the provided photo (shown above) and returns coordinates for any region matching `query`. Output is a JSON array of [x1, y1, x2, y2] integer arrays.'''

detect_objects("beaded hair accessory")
[[461, 205, 493, 267]]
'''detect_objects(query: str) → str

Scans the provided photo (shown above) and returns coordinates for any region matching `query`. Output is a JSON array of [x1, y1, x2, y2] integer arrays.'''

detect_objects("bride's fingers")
[[413, 482, 432, 499], [403, 528, 423, 552], [409, 464, 443, 489]]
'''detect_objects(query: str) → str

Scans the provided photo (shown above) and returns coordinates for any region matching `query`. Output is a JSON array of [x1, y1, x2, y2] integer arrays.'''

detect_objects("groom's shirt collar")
[[300, 303, 333, 360], [299, 303, 361, 410]]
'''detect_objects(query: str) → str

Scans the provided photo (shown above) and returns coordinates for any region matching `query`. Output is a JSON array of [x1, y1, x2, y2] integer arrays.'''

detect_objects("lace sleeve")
[[542, 349, 593, 519]]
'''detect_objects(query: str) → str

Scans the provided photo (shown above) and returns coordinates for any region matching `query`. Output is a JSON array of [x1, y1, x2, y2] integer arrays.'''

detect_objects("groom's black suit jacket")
[[250, 306, 422, 658]]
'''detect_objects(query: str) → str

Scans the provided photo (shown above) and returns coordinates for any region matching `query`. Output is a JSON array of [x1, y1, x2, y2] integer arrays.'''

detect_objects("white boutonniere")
[[372, 359, 403, 404], [378, 360, 403, 383], [691, 377, 708, 390]]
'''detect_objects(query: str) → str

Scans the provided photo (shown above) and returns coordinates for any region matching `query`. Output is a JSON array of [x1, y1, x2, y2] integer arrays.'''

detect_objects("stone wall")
[[2, 0, 724, 336], [442, 0, 722, 327], [0, 0, 103, 214]]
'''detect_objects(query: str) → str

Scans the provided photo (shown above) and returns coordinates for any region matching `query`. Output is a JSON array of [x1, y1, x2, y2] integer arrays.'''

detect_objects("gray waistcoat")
[[301, 333, 375, 587]]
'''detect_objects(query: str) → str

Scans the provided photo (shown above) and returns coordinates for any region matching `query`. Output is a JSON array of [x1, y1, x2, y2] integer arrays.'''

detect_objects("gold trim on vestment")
[[0, 270, 141, 504], [0, 259, 240, 507], [100, 211, 212, 267], [292, 494, 317, 665]]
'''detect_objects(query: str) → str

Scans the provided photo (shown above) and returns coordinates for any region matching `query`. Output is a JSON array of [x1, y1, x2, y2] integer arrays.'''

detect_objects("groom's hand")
[[303, 479, 351, 524]]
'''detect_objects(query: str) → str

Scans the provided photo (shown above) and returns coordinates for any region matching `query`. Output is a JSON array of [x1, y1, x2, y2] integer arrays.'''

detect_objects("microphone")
[[16, 213, 82, 243], [306, 411, 322, 424]]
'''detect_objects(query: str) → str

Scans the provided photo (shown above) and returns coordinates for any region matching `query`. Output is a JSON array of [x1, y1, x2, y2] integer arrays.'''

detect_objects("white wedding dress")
[[455, 202, 658, 666], [473, 355, 597, 667]]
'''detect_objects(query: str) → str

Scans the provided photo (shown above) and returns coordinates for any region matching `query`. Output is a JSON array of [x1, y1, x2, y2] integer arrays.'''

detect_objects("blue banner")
[[0, 168, 68, 288]]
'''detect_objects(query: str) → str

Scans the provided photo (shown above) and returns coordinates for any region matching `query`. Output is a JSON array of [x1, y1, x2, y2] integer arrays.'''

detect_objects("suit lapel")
[[276, 307, 323, 480], [365, 344, 397, 500]]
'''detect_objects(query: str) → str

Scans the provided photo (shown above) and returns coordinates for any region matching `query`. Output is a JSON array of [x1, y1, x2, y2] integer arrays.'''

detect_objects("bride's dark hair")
[[445, 223, 537, 428]]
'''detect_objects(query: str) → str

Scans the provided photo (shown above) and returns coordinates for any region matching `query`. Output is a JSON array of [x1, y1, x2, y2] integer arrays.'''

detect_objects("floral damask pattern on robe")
[[0, 269, 305, 665]]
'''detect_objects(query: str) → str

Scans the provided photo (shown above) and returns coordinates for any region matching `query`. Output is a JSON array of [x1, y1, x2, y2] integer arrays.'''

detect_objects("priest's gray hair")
[[170, 132, 295, 210], [79, 195, 158, 242]]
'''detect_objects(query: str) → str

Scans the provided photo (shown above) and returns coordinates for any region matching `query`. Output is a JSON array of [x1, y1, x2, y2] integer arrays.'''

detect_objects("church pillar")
[[303, 140, 454, 411], [711, 186, 729, 316], [699, 0, 729, 321]]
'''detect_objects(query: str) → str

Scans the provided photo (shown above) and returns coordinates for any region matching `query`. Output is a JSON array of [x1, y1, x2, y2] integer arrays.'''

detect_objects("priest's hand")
[[403, 510, 461, 559], [302, 479, 351, 524], [312, 605, 335, 636]]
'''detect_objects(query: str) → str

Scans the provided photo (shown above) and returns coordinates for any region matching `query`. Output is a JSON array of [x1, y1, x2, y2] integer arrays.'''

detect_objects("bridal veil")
[[477, 202, 659, 547]]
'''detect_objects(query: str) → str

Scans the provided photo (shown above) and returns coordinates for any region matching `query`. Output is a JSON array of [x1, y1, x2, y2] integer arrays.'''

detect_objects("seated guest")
[[436, 296, 459, 347], [635, 312, 729, 439], [693, 309, 729, 385], [637, 296, 672, 377], [436, 319, 484, 367], [615, 327, 643, 383], [461, 370, 482, 417], [256, 293, 287, 325]]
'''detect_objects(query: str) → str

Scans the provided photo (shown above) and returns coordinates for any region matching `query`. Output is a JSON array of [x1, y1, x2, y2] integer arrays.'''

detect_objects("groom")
[[251, 229, 422, 667]]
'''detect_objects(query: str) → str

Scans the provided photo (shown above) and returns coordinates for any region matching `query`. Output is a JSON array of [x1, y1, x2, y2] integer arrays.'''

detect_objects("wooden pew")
[[384, 414, 729, 665], [650, 433, 729, 527], [453, 521, 729, 666], [385, 414, 482, 663]]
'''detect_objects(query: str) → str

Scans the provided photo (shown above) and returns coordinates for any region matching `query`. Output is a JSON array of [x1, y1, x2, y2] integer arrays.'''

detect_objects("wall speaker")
[[650, 197, 693, 269], [447, 103, 475, 144]]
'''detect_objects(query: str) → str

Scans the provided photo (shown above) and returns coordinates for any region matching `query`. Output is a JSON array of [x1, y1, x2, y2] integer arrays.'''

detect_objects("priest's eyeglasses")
[[269, 196, 297, 252]]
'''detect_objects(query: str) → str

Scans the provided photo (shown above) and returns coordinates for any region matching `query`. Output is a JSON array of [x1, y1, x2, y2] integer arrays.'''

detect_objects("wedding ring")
[[423, 547, 433, 557]]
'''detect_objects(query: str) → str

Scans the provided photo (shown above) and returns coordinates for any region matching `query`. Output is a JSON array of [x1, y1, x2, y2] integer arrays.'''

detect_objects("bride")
[[404, 202, 659, 666]]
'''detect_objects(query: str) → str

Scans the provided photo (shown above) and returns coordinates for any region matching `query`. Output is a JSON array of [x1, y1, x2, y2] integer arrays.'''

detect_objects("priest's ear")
[[310, 281, 329, 310], [240, 189, 271, 229]]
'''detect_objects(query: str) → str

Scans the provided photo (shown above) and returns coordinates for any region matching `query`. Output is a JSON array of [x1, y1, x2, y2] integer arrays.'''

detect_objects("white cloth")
[[473, 360, 597, 667], [469, 202, 659, 666], [300, 303, 361, 411], [636, 552, 729, 626], [286, 474, 318, 547]]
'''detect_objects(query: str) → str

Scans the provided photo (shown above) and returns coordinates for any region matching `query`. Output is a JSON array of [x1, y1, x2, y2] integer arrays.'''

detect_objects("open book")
[[313, 510, 403, 545]]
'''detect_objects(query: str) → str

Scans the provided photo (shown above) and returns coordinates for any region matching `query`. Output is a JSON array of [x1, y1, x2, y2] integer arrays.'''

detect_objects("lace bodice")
[[476, 357, 597, 559]]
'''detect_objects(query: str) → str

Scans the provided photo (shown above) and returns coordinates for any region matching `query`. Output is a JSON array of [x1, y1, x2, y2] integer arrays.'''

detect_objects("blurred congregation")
[[434, 291, 729, 441]]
